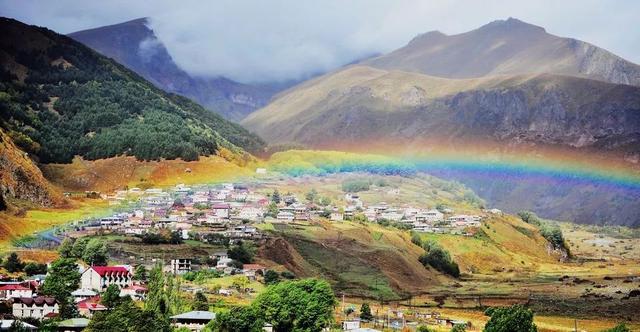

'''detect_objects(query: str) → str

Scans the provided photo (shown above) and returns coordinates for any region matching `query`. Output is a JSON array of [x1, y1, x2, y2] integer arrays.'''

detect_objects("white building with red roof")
[[0, 284, 32, 300], [76, 296, 107, 318], [80, 266, 133, 291]]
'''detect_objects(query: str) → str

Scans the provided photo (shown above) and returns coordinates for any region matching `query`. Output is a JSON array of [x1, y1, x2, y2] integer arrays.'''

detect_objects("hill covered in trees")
[[0, 17, 265, 163]]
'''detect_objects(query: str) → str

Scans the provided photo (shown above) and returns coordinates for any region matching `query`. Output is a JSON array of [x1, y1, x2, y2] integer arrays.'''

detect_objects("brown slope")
[[364, 18, 640, 86], [0, 128, 63, 211]]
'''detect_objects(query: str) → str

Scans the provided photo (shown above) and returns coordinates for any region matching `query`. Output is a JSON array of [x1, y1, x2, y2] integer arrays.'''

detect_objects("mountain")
[[0, 17, 264, 165], [364, 17, 640, 86], [242, 18, 640, 226], [243, 65, 640, 154], [68, 18, 289, 121]]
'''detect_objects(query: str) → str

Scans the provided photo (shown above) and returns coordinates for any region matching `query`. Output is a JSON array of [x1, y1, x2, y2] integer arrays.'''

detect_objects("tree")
[[102, 284, 121, 309], [58, 238, 74, 258], [411, 233, 423, 246], [305, 189, 318, 202], [9, 320, 31, 332], [207, 306, 263, 332], [419, 245, 460, 278], [134, 265, 147, 282], [231, 276, 250, 291], [344, 306, 355, 317], [452, 324, 467, 332], [271, 190, 281, 204], [88, 297, 170, 332], [601, 324, 631, 332], [360, 303, 373, 321], [266, 202, 279, 218], [193, 291, 208, 311], [145, 264, 167, 316], [264, 270, 280, 285], [228, 241, 255, 264], [483, 305, 537, 332], [23, 262, 47, 275], [252, 279, 336, 332], [417, 326, 434, 332], [82, 239, 108, 266], [41, 258, 80, 319], [3, 252, 24, 273], [71, 237, 89, 258]]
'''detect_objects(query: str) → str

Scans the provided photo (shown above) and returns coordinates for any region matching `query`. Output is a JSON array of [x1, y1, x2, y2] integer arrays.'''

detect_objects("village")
[[0, 180, 495, 331]]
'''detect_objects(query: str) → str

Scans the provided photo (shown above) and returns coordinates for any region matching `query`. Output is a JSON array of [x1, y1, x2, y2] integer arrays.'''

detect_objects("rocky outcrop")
[[0, 129, 62, 210]]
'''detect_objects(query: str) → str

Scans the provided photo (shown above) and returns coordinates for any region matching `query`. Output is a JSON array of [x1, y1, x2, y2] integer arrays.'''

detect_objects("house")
[[0, 284, 32, 300], [242, 264, 266, 279], [212, 204, 230, 219], [80, 266, 133, 291], [169, 259, 192, 275], [76, 297, 107, 318], [170, 311, 216, 331], [120, 285, 148, 301], [342, 319, 361, 330], [330, 212, 343, 221], [212, 251, 228, 261], [12, 296, 59, 319], [71, 289, 97, 303], [263, 323, 274, 332], [236, 207, 264, 222], [276, 211, 294, 222], [218, 288, 233, 296], [0, 320, 36, 331], [216, 258, 233, 269], [56, 318, 90, 332]]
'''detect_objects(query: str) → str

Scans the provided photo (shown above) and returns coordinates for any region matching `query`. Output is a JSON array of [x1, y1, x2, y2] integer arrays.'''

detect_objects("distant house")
[[71, 288, 97, 303], [76, 297, 107, 318], [330, 212, 343, 222], [12, 296, 59, 319], [342, 319, 361, 330], [169, 259, 192, 275], [242, 264, 266, 279], [56, 318, 90, 332], [120, 285, 148, 301], [276, 211, 294, 222], [80, 266, 132, 291], [170, 311, 216, 331], [212, 204, 231, 219], [0, 284, 32, 300]]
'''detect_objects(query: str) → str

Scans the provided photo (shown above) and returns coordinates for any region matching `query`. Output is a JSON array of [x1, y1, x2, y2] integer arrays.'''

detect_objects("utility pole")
[[574, 319, 578, 332]]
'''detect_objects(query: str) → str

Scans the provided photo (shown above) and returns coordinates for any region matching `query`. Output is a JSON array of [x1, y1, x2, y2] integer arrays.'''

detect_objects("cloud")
[[2, 0, 639, 83]]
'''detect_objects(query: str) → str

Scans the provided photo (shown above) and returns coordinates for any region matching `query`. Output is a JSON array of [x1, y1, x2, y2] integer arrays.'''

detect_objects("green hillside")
[[0, 17, 264, 163]]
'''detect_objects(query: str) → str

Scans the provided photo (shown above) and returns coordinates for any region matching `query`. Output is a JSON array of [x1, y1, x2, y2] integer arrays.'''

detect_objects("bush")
[[483, 305, 537, 332], [342, 179, 371, 192], [419, 245, 460, 278]]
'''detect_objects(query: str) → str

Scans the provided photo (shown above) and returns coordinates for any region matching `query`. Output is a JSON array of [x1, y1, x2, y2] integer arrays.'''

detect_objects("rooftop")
[[171, 311, 216, 321]]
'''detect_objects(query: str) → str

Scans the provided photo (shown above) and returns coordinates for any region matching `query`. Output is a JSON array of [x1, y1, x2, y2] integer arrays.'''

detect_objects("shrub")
[[419, 245, 460, 278]]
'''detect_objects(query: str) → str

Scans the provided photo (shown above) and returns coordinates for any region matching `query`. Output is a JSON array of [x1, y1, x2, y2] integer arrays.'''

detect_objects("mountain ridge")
[[363, 17, 640, 86], [68, 17, 290, 121]]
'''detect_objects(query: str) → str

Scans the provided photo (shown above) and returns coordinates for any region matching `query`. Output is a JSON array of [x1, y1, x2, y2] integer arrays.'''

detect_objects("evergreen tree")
[[134, 265, 148, 282], [193, 291, 208, 311], [82, 239, 108, 266], [58, 238, 74, 258], [271, 190, 281, 204], [41, 258, 80, 319], [3, 252, 24, 273], [360, 303, 373, 321], [102, 284, 121, 309], [483, 305, 537, 332]]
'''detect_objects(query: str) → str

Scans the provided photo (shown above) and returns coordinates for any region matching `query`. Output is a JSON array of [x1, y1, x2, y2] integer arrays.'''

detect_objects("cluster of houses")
[[81, 183, 492, 246], [341, 309, 470, 331]]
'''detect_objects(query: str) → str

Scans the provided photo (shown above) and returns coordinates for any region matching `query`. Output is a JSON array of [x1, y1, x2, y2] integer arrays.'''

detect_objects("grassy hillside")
[[0, 17, 264, 164]]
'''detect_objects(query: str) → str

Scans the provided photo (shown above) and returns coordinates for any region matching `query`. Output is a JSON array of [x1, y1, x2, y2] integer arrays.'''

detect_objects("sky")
[[1, 0, 639, 83]]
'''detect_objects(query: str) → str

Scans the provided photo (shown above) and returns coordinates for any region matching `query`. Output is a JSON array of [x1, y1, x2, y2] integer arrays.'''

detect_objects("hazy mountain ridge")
[[364, 18, 640, 86], [68, 18, 288, 121]]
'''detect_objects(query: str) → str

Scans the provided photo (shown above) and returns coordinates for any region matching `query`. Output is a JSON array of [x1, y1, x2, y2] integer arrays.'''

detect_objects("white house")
[[330, 212, 344, 222], [80, 266, 132, 291], [71, 288, 97, 303], [276, 211, 294, 222], [12, 297, 59, 319], [169, 259, 192, 275], [0, 284, 32, 300]]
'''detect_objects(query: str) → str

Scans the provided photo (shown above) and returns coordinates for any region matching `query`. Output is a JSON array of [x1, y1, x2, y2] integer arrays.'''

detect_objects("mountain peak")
[[479, 17, 546, 33]]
